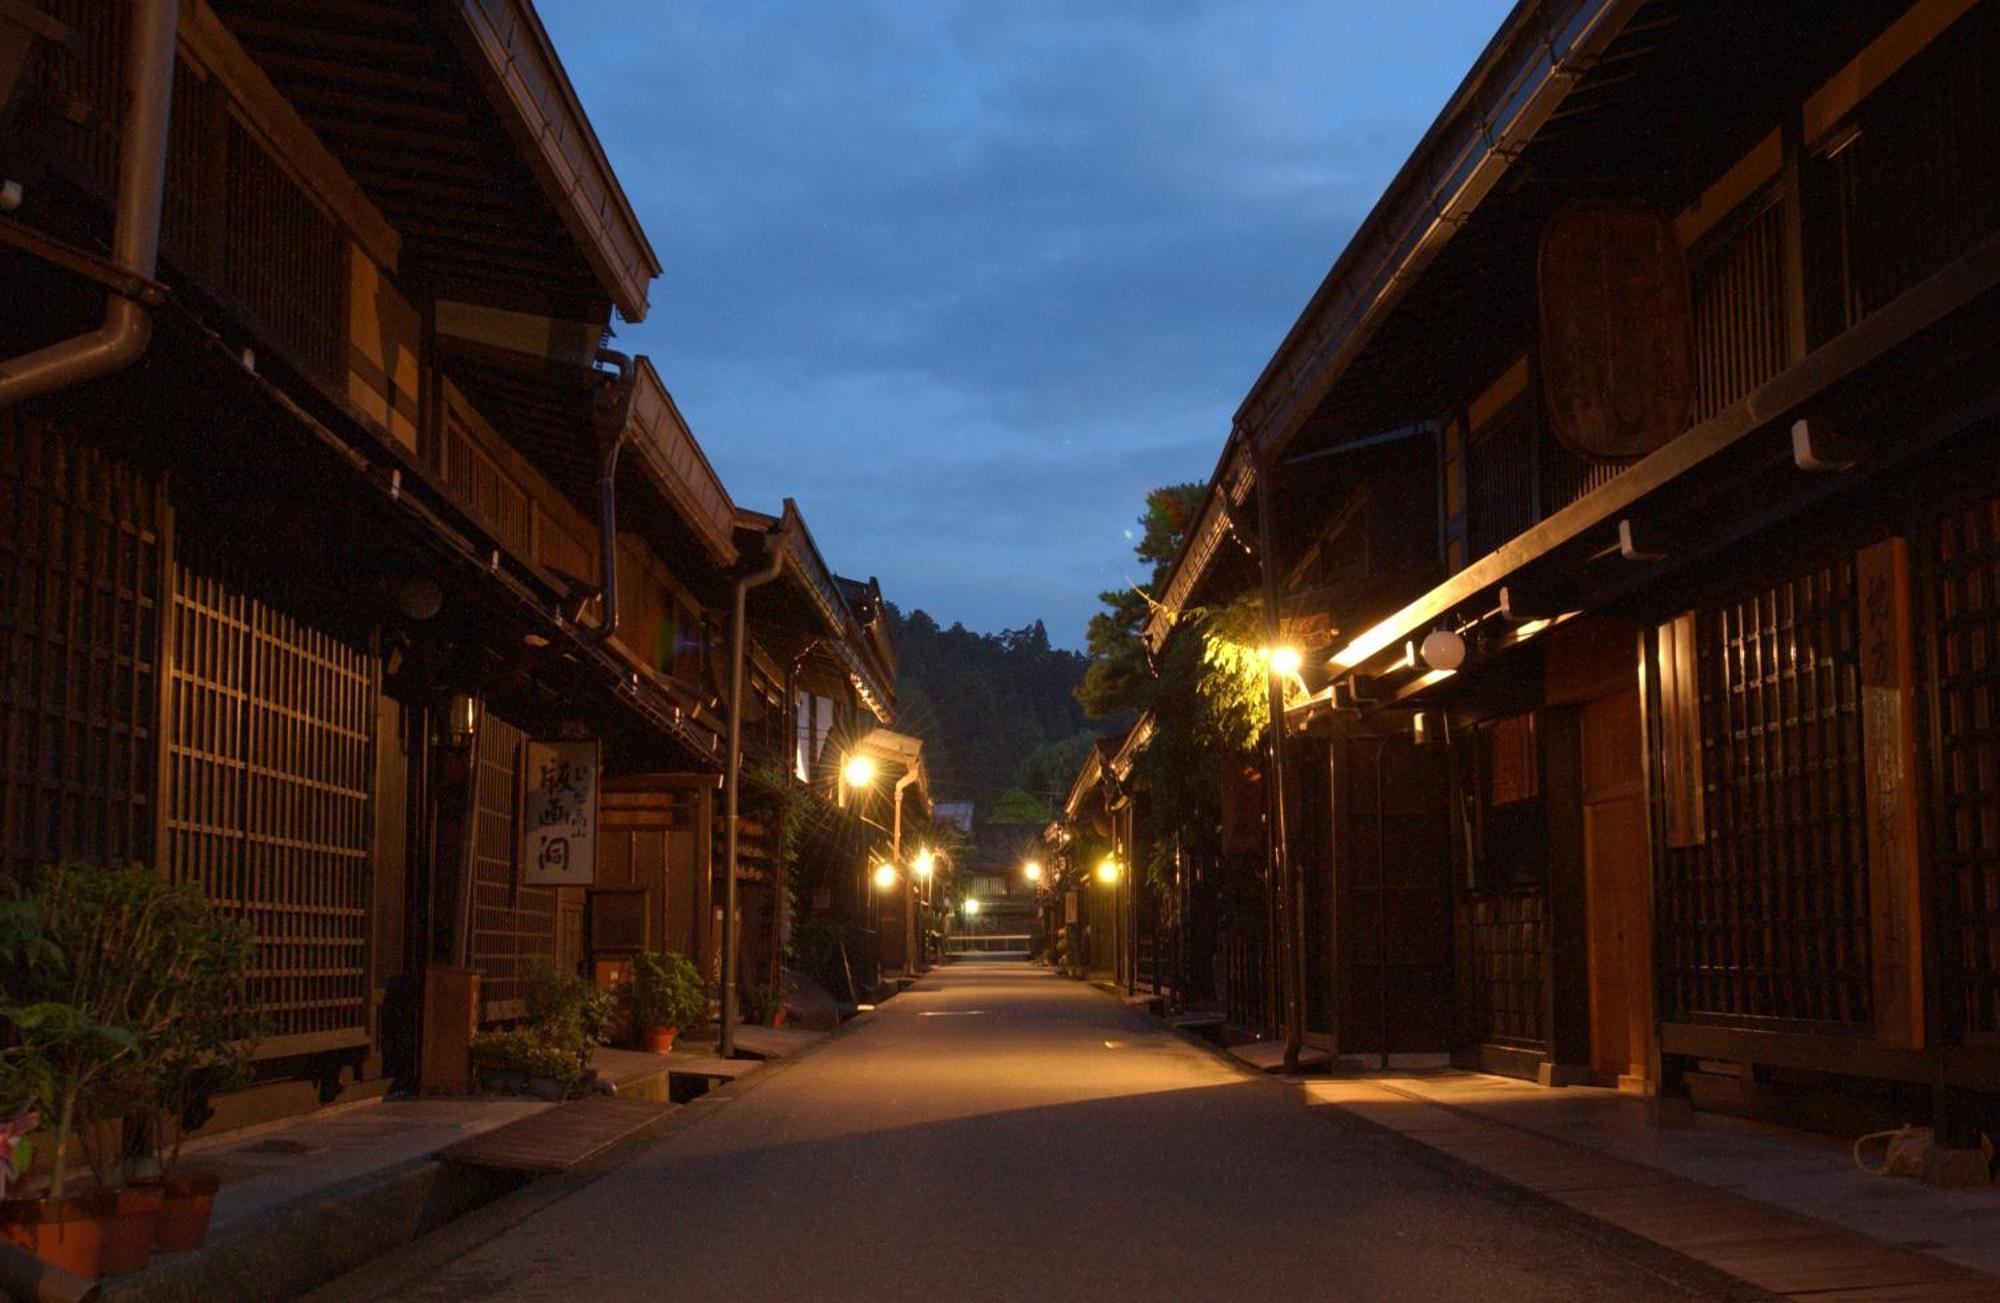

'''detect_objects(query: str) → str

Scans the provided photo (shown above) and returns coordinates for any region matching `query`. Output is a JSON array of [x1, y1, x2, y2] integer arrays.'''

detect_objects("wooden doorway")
[[1581, 685, 1651, 1091]]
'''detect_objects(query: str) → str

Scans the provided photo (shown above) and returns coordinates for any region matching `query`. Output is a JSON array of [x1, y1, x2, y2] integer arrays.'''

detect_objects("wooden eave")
[[1142, 438, 1258, 655], [443, 0, 659, 320], [628, 357, 738, 568], [1241, 0, 1913, 468], [209, 0, 658, 320]]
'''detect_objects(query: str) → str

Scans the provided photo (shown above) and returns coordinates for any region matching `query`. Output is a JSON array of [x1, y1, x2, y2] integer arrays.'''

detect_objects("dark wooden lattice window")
[[1657, 559, 1872, 1030], [1463, 891, 1546, 1048], [1811, 3, 2000, 343], [1928, 498, 2000, 1043], [1689, 194, 1791, 422], [166, 546, 376, 1051], [1, 417, 161, 873]]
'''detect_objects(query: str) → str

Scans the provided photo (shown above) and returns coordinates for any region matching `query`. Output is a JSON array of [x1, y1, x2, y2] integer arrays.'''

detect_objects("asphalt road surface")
[[355, 963, 1764, 1301]]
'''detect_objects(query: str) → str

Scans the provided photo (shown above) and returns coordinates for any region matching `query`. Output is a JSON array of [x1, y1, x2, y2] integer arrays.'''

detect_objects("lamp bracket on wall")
[[1791, 417, 1861, 472]]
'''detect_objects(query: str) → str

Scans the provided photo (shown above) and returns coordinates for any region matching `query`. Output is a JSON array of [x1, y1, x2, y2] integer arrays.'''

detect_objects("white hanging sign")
[[524, 739, 598, 886]]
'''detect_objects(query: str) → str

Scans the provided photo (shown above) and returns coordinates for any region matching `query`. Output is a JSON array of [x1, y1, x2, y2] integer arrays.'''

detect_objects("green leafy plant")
[[468, 1030, 582, 1085], [787, 915, 850, 997], [0, 863, 199, 1200], [628, 950, 706, 1032], [524, 966, 617, 1071], [149, 902, 261, 1181]]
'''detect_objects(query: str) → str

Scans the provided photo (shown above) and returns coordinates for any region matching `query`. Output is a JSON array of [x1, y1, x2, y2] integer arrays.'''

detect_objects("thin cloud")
[[542, 0, 1506, 644]]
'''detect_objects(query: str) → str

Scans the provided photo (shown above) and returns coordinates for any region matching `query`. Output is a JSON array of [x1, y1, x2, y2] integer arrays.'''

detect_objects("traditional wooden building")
[[1145, 0, 2000, 1168], [1, 0, 917, 1119]]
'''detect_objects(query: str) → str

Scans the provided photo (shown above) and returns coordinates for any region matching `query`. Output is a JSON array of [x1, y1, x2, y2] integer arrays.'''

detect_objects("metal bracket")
[[1617, 518, 1669, 562], [1791, 417, 1861, 472]]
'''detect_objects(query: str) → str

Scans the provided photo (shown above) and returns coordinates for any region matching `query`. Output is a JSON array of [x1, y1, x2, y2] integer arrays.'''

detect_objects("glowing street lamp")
[[843, 754, 877, 790], [872, 862, 899, 891], [1267, 645, 1303, 677], [1096, 856, 1120, 885], [1022, 860, 1043, 883], [912, 848, 936, 880], [962, 898, 981, 917]]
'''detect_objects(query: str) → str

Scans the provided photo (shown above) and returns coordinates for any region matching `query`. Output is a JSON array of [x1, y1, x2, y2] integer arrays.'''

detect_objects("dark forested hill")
[[883, 605, 1111, 820]]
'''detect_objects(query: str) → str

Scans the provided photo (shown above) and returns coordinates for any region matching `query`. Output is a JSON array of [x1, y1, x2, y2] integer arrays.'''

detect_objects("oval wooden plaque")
[[1537, 201, 1694, 462]]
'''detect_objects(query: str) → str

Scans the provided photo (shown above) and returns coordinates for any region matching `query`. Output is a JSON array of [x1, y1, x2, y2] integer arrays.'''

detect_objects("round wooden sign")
[[1537, 200, 1694, 462]]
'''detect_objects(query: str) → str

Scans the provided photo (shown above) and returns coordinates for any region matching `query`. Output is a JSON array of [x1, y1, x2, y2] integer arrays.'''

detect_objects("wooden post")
[[1857, 538, 1923, 1048], [419, 965, 479, 1096], [1540, 706, 1592, 1085]]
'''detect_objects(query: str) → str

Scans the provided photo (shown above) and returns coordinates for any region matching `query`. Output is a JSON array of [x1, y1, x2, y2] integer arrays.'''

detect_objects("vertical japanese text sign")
[[524, 739, 599, 886]]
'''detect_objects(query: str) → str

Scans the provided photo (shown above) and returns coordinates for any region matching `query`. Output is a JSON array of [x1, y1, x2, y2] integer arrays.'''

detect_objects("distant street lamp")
[[1095, 856, 1120, 885], [872, 862, 899, 891], [963, 898, 981, 917], [913, 848, 936, 879], [1022, 860, 1043, 883]]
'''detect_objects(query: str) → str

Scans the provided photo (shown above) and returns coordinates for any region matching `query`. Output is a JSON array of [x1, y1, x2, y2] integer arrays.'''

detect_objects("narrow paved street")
[[359, 965, 1757, 1302]]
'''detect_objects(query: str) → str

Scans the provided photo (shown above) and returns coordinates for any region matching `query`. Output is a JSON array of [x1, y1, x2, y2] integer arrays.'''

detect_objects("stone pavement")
[[322, 962, 1774, 1301], [1299, 1074, 2000, 1301]]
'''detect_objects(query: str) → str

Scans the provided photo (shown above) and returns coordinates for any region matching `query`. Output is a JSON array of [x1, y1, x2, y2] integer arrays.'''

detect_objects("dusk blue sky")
[[541, 2, 1506, 647]]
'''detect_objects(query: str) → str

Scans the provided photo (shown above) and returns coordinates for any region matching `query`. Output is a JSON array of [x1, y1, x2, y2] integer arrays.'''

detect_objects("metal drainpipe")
[[721, 531, 789, 1058], [0, 0, 177, 407], [892, 769, 916, 974], [582, 349, 632, 644]]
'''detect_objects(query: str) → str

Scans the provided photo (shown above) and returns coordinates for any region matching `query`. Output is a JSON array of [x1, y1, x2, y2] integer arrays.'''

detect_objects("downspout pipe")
[[0, 0, 176, 407], [892, 768, 917, 974], [721, 530, 789, 1058], [582, 349, 633, 644]]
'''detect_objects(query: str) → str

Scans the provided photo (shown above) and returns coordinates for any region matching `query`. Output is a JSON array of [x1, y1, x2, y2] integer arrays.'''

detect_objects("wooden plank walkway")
[[1303, 1079, 2000, 1301], [437, 1095, 674, 1173]]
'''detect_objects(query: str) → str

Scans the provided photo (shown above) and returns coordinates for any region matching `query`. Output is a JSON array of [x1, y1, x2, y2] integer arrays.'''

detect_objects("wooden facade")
[[1137, 0, 2000, 1150], [2, 0, 909, 1122]]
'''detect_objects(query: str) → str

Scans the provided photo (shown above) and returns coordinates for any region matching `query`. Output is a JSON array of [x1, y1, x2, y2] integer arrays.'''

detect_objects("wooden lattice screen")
[[1690, 195, 1790, 424], [166, 545, 376, 1052], [1656, 559, 1872, 1030], [1, 417, 161, 872], [1928, 498, 2000, 1043], [1463, 890, 1546, 1047], [468, 710, 561, 1019]]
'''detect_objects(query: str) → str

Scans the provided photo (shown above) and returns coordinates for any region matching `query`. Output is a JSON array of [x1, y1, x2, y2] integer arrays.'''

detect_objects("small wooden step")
[[437, 1095, 673, 1173]]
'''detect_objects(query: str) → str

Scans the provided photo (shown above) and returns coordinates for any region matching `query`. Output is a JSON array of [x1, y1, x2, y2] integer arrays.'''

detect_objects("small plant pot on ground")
[[0, 1192, 115, 1279], [153, 1173, 220, 1252], [99, 1182, 164, 1274], [640, 1025, 679, 1054]]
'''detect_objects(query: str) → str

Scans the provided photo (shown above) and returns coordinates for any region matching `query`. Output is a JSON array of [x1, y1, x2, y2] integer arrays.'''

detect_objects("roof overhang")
[[1143, 439, 1258, 655], [445, 0, 660, 320], [1232, 0, 1640, 464], [1320, 228, 2000, 704]]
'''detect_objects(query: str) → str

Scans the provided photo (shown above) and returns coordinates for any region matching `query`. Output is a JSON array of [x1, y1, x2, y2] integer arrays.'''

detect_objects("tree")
[[1076, 483, 1204, 720]]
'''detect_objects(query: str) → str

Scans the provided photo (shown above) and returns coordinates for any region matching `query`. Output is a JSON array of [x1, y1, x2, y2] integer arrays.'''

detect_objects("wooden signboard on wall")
[[525, 739, 599, 886], [1856, 538, 1923, 1047], [1539, 201, 1694, 461]]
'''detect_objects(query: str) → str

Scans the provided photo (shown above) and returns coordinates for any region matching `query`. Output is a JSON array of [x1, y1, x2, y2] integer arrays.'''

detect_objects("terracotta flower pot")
[[153, 1173, 220, 1252], [99, 1182, 164, 1274], [0, 1191, 116, 1279], [641, 1025, 678, 1053]]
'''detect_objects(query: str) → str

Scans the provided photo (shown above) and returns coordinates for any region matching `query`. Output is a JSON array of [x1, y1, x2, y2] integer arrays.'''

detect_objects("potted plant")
[[146, 902, 258, 1253], [628, 950, 705, 1052], [749, 980, 786, 1028], [0, 863, 165, 1278]]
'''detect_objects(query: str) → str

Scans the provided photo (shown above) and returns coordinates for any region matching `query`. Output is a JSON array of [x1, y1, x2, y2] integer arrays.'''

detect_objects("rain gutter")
[[0, 0, 176, 406]]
